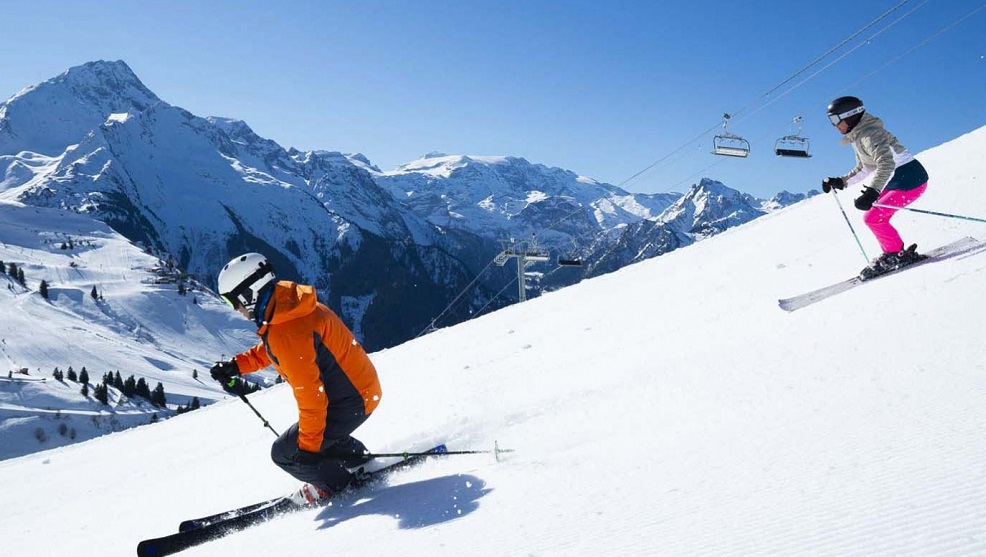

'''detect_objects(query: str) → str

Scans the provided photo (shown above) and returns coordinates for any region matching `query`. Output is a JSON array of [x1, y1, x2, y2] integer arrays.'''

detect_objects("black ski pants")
[[270, 407, 370, 493]]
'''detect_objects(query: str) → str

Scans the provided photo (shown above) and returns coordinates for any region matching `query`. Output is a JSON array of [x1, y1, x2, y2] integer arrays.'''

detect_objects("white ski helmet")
[[217, 253, 275, 311]]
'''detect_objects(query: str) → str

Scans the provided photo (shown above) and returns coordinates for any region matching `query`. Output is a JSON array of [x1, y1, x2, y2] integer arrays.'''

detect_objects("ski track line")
[[637, 412, 986, 555]]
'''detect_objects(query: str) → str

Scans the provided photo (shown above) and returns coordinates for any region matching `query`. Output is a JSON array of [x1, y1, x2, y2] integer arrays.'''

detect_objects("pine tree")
[[191, 397, 200, 410], [7, 262, 16, 276], [39, 279, 49, 299], [0, 260, 5, 274], [136, 377, 151, 399], [67, 368, 77, 382], [150, 382, 167, 408], [90, 286, 98, 300], [192, 369, 198, 380], [93, 384, 109, 405], [123, 375, 137, 398], [102, 371, 112, 386], [113, 371, 124, 391], [81, 383, 89, 397], [79, 367, 89, 385], [16, 268, 25, 286]]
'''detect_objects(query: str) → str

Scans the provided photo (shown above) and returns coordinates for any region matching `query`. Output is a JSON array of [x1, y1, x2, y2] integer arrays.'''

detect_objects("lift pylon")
[[494, 235, 550, 302]]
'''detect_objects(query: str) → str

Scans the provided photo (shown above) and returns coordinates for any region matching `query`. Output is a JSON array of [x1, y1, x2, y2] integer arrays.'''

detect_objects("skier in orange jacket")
[[210, 253, 381, 504]]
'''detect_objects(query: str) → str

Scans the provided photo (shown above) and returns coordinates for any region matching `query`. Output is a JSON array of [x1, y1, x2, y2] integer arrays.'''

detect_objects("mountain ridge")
[[0, 60, 810, 349]]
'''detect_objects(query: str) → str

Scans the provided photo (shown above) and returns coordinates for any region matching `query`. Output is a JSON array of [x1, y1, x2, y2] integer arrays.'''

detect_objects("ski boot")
[[859, 244, 925, 280], [896, 243, 927, 266], [289, 483, 335, 507]]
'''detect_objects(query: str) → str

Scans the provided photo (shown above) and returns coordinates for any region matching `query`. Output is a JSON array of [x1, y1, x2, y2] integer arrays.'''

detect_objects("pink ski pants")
[[863, 183, 927, 253]]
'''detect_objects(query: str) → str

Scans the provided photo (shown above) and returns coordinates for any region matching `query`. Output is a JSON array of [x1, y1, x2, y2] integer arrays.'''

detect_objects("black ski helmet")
[[827, 96, 865, 131]]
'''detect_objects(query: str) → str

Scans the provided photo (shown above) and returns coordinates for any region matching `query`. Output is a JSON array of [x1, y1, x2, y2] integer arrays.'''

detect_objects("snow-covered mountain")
[[371, 155, 813, 293], [0, 60, 807, 348], [0, 60, 160, 158], [0, 61, 489, 350], [374, 152, 679, 237], [3, 119, 985, 557], [0, 61, 819, 461], [569, 179, 814, 280]]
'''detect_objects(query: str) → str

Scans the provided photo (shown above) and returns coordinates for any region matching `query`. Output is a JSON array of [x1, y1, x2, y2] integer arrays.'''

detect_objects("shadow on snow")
[[313, 474, 490, 530]]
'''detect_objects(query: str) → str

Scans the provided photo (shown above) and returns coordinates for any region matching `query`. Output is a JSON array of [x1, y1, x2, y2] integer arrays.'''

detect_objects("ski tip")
[[136, 540, 161, 557], [431, 444, 449, 454]]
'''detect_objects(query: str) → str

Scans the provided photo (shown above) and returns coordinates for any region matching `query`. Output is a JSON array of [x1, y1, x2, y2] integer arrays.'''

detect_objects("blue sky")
[[1, 0, 984, 198]]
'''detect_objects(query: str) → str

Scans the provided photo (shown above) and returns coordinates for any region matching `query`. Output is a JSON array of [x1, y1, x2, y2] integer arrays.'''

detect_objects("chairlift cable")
[[470, 277, 518, 320], [729, 0, 915, 120], [562, 1, 940, 231], [618, 0, 920, 190], [616, 122, 723, 188], [416, 257, 499, 338], [735, 0, 932, 124], [420, 1, 984, 332], [496, 0, 977, 303], [751, 0, 978, 116], [661, 0, 935, 189], [841, 0, 986, 92]]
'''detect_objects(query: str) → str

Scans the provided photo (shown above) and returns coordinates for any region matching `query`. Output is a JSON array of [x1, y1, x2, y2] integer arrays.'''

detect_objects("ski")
[[175, 443, 451, 532], [137, 444, 447, 557], [778, 236, 983, 312], [177, 497, 282, 533]]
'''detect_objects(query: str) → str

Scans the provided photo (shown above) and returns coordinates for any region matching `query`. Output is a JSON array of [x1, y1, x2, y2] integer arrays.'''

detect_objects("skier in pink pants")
[[820, 96, 930, 279]]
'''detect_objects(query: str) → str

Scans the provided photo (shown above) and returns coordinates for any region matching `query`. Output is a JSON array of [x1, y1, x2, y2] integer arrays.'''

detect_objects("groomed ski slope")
[[3, 124, 986, 556]]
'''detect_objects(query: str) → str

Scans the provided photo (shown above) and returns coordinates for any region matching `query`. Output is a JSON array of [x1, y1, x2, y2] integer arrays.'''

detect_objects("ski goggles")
[[828, 106, 864, 125], [220, 294, 241, 309]]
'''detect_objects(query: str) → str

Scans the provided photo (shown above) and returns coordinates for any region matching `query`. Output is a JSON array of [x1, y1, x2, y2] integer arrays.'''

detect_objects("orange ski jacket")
[[234, 281, 381, 452]]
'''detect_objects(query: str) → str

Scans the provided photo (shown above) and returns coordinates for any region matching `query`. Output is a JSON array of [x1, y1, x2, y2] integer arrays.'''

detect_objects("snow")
[[0, 200, 259, 459], [2, 124, 986, 556], [106, 112, 130, 124]]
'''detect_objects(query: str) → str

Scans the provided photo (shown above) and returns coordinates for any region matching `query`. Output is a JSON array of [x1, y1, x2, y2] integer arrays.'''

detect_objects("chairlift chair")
[[712, 114, 750, 158], [774, 116, 811, 158], [556, 239, 583, 267], [524, 234, 550, 263], [557, 256, 582, 267]]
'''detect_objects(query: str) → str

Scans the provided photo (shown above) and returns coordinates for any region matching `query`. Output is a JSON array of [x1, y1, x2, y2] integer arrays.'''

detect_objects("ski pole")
[[215, 357, 280, 437], [237, 391, 279, 437], [832, 191, 870, 263], [873, 203, 986, 225], [368, 441, 515, 462]]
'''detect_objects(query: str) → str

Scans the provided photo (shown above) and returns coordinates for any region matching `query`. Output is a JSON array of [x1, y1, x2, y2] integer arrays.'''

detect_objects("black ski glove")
[[209, 360, 239, 384], [294, 449, 323, 465], [854, 187, 879, 211], [822, 177, 845, 193]]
